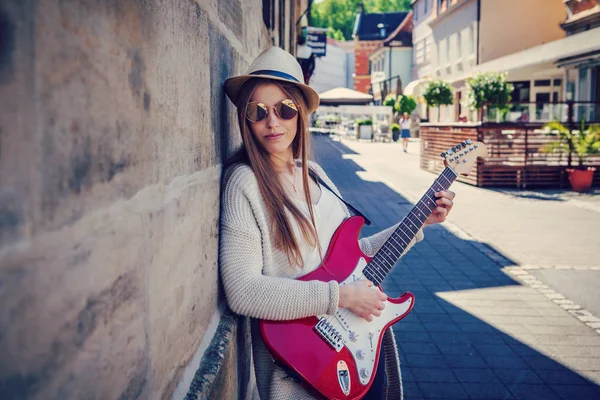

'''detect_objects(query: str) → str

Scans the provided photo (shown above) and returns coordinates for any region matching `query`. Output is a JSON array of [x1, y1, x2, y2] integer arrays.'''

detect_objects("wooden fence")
[[420, 123, 600, 188]]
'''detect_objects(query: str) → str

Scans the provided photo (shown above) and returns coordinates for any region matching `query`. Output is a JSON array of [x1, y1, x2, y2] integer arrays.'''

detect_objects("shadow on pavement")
[[311, 133, 600, 400]]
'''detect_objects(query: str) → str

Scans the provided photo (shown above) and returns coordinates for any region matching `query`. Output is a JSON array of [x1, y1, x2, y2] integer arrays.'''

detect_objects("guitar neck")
[[363, 166, 458, 286]]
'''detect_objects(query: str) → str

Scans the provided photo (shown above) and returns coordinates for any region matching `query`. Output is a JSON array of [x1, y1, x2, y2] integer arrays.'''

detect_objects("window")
[[446, 38, 450, 64], [415, 40, 425, 64], [439, 0, 448, 13], [424, 0, 429, 14], [456, 31, 462, 59]]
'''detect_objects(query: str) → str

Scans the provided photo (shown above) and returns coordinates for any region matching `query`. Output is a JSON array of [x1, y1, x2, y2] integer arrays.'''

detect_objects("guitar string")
[[320, 167, 457, 334]]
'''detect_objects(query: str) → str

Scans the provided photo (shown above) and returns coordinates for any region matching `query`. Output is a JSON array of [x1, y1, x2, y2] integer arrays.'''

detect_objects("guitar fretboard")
[[363, 167, 458, 286]]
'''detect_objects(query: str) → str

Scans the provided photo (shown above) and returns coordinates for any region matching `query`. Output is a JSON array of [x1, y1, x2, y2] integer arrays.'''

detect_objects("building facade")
[[353, 5, 409, 95], [310, 38, 352, 95], [410, 0, 569, 122], [369, 12, 414, 104], [560, 0, 600, 121], [0, 0, 308, 399]]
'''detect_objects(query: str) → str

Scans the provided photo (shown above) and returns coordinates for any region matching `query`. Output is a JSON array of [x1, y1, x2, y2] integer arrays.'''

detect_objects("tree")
[[383, 94, 397, 107], [423, 80, 454, 122], [394, 95, 417, 115], [311, 0, 411, 41], [467, 72, 514, 121]]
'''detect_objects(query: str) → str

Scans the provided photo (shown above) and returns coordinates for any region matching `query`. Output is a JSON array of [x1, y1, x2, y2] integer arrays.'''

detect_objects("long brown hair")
[[226, 78, 320, 267]]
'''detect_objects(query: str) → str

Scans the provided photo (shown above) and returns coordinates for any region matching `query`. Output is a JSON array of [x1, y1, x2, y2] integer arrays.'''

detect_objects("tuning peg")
[[461, 141, 467, 148], [440, 152, 447, 158], [466, 139, 472, 145], [447, 149, 453, 155]]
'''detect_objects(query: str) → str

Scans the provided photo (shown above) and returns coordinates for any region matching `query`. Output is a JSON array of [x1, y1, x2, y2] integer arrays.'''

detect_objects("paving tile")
[[397, 322, 427, 332], [550, 384, 600, 400], [452, 367, 501, 383], [422, 322, 462, 333], [506, 384, 562, 400], [493, 369, 544, 385], [535, 369, 593, 385], [394, 331, 434, 343], [398, 342, 440, 355], [483, 355, 530, 369], [428, 332, 471, 344], [401, 366, 415, 382], [410, 367, 457, 383], [415, 313, 455, 323], [458, 323, 497, 333], [543, 344, 600, 358], [405, 354, 449, 369], [521, 355, 568, 370], [473, 343, 518, 357], [460, 382, 515, 399], [436, 343, 476, 356], [417, 382, 469, 399], [402, 380, 424, 400], [444, 354, 488, 368], [464, 332, 506, 344]]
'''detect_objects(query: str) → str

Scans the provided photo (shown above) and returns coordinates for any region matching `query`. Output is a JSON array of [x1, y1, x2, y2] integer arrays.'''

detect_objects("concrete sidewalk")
[[312, 134, 600, 400]]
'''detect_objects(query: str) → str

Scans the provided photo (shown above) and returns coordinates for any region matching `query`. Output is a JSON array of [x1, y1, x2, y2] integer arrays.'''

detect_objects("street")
[[312, 134, 600, 400]]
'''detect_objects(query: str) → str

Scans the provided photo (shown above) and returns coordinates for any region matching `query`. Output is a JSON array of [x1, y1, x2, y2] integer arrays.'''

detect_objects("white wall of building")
[[412, 0, 436, 80], [430, 0, 478, 81], [310, 43, 348, 94]]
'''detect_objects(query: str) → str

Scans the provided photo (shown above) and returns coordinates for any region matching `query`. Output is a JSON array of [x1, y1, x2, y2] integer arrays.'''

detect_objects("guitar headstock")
[[441, 139, 488, 175]]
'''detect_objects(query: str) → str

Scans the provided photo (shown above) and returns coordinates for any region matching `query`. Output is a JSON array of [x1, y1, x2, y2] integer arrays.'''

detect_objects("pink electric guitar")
[[260, 140, 488, 399]]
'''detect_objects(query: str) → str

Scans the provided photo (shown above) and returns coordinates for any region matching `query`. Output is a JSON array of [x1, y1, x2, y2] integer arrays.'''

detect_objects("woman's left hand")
[[424, 190, 455, 226]]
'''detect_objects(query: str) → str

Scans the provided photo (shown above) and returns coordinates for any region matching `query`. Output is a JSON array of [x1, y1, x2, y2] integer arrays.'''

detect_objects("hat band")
[[250, 70, 300, 83]]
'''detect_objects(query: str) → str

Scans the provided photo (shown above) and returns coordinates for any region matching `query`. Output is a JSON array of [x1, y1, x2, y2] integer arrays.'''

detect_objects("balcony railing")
[[481, 101, 600, 124]]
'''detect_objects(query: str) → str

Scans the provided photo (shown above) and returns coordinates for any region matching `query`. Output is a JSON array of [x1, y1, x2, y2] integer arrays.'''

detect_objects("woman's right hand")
[[338, 280, 388, 322]]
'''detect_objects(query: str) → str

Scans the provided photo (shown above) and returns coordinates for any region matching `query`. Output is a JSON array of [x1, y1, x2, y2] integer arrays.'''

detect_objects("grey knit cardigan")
[[219, 161, 423, 399]]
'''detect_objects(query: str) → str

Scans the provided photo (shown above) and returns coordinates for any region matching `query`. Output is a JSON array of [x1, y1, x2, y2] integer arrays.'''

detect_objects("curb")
[[185, 310, 238, 400]]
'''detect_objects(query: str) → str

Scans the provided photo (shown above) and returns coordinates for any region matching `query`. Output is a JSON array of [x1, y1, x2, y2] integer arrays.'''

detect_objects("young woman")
[[220, 47, 455, 399], [399, 112, 412, 153]]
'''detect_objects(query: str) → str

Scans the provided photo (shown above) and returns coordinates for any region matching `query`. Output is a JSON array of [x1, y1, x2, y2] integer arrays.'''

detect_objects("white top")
[[401, 118, 411, 130], [292, 184, 348, 272]]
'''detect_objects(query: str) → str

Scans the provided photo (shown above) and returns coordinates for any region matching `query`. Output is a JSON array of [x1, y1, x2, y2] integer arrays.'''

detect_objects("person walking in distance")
[[400, 112, 411, 152]]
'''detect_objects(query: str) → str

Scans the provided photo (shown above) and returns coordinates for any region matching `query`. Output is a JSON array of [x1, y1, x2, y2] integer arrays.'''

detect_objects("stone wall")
[[0, 0, 270, 399]]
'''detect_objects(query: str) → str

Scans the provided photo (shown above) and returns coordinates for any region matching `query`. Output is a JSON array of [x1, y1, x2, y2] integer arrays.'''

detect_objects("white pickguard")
[[316, 257, 413, 386]]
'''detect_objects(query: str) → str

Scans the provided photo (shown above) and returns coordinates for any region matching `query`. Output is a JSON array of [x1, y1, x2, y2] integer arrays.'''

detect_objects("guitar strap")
[[308, 168, 371, 226]]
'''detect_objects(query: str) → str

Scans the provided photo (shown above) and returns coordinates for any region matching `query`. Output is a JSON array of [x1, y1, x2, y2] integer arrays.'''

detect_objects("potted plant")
[[391, 123, 401, 142], [467, 72, 513, 122], [355, 119, 373, 140], [541, 120, 600, 192], [423, 80, 453, 122]]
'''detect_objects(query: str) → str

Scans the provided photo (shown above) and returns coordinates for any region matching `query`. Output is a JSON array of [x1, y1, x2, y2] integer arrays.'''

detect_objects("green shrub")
[[356, 119, 373, 126], [390, 123, 401, 132]]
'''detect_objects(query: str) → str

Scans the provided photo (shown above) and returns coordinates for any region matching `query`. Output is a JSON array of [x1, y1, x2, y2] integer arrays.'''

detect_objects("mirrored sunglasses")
[[245, 99, 299, 123]]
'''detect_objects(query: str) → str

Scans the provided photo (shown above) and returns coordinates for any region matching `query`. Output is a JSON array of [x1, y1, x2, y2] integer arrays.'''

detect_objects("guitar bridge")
[[314, 318, 344, 352]]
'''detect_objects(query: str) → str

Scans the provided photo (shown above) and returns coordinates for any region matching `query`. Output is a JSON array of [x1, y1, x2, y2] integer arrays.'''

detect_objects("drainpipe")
[[476, 0, 481, 64]]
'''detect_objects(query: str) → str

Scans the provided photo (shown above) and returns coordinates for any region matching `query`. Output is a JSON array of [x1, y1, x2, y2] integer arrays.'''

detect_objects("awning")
[[403, 78, 430, 96], [473, 27, 600, 75], [318, 87, 373, 105]]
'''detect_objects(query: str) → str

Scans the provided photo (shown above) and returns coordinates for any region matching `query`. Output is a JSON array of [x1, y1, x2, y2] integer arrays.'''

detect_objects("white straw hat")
[[224, 47, 320, 113]]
